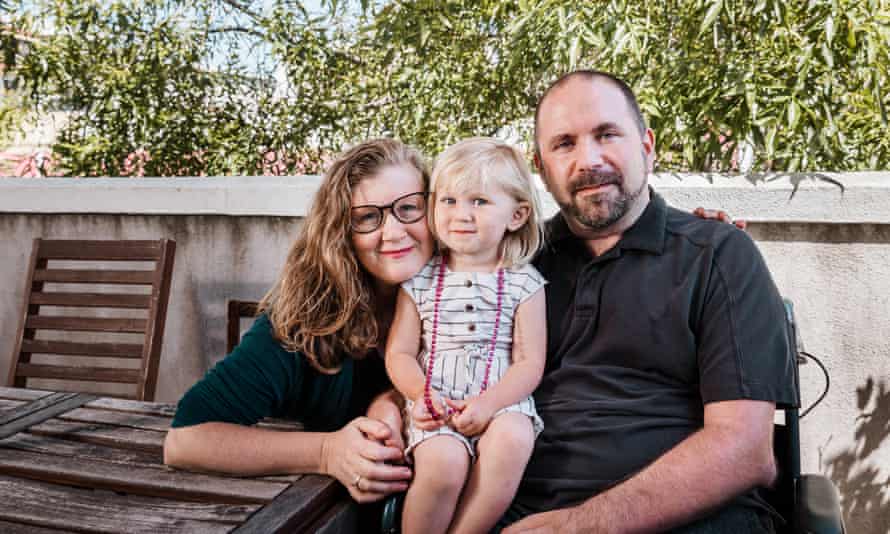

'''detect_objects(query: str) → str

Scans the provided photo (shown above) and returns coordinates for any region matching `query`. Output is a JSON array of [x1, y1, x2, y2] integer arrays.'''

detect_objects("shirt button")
[[468, 324, 476, 332], [464, 279, 473, 288], [465, 304, 474, 312]]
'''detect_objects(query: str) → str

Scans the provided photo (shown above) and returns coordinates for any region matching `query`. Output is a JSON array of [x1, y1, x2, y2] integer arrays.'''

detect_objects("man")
[[503, 71, 796, 533]]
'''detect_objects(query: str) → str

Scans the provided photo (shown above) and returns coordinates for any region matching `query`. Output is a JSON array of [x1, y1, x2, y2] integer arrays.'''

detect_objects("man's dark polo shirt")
[[516, 191, 797, 517]]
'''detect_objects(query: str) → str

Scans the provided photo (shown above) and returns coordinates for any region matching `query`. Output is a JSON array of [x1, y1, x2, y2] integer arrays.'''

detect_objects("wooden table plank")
[[0, 475, 256, 533], [28, 417, 166, 452], [1, 431, 162, 467], [0, 392, 76, 425], [0, 432, 302, 484], [0, 519, 78, 533], [84, 397, 301, 431], [0, 399, 24, 412], [86, 396, 178, 418], [233, 475, 343, 533], [61, 406, 173, 432], [0, 448, 290, 504], [0, 388, 54, 403], [0, 393, 96, 439]]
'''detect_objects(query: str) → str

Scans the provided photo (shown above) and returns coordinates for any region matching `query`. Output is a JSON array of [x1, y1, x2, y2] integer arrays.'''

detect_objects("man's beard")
[[557, 168, 645, 232]]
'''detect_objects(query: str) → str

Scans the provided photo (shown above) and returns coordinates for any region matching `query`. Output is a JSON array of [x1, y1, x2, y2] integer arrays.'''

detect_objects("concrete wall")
[[1, 173, 888, 532]]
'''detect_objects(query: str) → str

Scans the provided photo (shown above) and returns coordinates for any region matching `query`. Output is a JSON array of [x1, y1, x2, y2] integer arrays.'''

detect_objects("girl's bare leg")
[[402, 435, 471, 534], [447, 412, 534, 534]]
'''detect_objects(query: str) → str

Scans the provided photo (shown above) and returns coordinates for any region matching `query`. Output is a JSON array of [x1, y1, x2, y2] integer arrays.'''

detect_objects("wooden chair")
[[226, 299, 259, 353], [7, 239, 176, 401]]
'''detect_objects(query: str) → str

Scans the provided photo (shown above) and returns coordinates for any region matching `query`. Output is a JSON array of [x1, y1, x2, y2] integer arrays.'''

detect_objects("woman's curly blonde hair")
[[258, 139, 429, 374]]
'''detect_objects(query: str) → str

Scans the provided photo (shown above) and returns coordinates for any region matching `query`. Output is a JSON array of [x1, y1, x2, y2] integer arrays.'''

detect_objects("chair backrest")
[[7, 238, 176, 401], [766, 299, 805, 532], [226, 300, 259, 354]]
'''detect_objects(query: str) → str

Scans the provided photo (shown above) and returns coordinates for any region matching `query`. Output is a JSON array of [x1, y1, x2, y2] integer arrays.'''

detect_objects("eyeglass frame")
[[349, 191, 429, 234]]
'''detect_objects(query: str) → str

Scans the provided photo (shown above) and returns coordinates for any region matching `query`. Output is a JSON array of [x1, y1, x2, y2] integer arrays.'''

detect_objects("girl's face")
[[434, 182, 529, 271], [351, 164, 435, 292]]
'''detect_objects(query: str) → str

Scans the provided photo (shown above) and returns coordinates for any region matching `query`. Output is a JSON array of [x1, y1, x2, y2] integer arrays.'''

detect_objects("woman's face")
[[351, 163, 434, 292]]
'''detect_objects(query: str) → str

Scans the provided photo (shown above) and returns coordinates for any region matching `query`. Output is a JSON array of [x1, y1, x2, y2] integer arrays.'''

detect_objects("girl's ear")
[[508, 201, 531, 232]]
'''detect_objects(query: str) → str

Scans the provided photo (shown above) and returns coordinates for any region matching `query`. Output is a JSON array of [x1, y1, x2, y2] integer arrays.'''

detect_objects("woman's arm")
[[447, 288, 547, 436], [164, 417, 410, 502]]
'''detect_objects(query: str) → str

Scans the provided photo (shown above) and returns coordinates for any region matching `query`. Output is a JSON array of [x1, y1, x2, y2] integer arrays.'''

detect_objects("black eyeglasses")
[[350, 192, 429, 234]]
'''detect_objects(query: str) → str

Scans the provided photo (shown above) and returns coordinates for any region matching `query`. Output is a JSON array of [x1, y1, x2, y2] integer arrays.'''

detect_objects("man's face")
[[535, 77, 655, 234]]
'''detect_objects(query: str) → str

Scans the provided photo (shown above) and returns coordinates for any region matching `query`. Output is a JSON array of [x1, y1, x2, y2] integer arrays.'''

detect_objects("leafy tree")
[[354, 0, 890, 172], [6, 0, 351, 176], [4, 0, 890, 175]]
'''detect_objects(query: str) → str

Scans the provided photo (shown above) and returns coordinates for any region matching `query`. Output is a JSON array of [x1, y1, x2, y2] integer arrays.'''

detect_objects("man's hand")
[[444, 395, 497, 436], [693, 207, 747, 230]]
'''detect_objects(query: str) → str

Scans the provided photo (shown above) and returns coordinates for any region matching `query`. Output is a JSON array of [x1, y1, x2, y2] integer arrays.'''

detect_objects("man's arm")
[[505, 398, 777, 534]]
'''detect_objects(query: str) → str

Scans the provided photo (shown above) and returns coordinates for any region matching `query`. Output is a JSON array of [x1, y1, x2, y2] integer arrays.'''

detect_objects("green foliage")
[[360, 0, 890, 172], [4, 0, 890, 175]]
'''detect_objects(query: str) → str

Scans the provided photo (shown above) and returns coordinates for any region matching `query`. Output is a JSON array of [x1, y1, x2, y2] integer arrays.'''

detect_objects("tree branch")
[[209, 26, 267, 40]]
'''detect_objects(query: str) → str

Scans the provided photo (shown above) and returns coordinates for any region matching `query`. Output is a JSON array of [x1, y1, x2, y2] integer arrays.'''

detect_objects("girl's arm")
[[384, 288, 426, 401], [447, 288, 546, 435], [385, 288, 448, 428]]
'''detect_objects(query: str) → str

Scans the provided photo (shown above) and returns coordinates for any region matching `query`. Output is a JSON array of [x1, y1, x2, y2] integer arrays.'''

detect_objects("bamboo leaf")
[[699, 0, 723, 35]]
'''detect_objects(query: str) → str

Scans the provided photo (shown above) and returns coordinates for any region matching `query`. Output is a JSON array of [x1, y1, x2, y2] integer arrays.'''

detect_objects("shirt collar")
[[543, 187, 666, 255]]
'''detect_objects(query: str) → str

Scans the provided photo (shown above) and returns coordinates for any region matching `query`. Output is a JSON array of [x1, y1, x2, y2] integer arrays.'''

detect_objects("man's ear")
[[508, 202, 531, 232], [533, 152, 551, 192], [642, 128, 656, 173]]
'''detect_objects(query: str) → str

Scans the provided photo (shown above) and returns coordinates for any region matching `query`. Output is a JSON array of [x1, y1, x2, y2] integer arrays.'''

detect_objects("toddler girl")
[[386, 137, 546, 534]]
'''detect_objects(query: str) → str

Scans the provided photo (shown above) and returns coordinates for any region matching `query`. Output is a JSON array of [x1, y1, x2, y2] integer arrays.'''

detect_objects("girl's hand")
[[321, 417, 412, 503], [693, 207, 747, 230], [411, 391, 449, 431], [444, 396, 497, 436]]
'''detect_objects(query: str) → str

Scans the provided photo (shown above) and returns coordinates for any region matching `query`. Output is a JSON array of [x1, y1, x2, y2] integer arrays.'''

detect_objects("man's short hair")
[[534, 70, 648, 155]]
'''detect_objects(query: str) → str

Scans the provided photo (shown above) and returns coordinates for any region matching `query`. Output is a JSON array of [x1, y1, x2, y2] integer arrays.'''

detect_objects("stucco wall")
[[1, 173, 888, 532]]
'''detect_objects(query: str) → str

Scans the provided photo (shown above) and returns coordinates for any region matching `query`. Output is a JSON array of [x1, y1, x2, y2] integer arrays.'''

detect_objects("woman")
[[164, 138, 433, 503]]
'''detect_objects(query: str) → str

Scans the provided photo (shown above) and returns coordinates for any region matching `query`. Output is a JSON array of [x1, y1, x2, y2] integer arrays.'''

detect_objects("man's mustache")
[[570, 170, 623, 193]]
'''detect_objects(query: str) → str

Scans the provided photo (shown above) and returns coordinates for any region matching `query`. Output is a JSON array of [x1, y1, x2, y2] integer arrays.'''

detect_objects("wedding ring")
[[352, 474, 362, 489]]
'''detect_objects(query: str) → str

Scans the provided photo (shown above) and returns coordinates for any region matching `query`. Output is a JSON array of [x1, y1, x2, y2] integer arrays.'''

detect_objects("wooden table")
[[0, 387, 357, 533]]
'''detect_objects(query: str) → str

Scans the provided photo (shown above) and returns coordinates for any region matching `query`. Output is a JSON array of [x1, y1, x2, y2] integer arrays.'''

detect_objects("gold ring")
[[352, 474, 362, 488]]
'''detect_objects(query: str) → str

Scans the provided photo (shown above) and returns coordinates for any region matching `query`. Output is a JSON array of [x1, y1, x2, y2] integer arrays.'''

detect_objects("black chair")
[[766, 299, 845, 534], [381, 299, 845, 533]]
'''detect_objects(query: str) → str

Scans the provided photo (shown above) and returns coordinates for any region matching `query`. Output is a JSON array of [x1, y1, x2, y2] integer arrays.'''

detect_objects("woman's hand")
[[693, 207, 747, 230], [320, 417, 412, 503], [411, 391, 449, 431], [445, 395, 497, 436]]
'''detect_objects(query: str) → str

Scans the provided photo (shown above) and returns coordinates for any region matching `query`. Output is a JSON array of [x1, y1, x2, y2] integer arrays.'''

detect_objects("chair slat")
[[32, 269, 155, 285], [37, 240, 163, 261], [15, 364, 140, 384], [21, 340, 143, 359], [30, 292, 152, 309], [25, 316, 147, 333], [227, 300, 260, 354]]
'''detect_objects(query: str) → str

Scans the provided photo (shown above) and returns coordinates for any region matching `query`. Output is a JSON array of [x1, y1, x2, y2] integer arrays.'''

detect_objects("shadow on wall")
[[822, 377, 890, 533]]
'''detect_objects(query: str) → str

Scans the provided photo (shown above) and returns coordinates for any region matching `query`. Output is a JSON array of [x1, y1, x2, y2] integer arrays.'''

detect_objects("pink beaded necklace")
[[424, 256, 505, 420]]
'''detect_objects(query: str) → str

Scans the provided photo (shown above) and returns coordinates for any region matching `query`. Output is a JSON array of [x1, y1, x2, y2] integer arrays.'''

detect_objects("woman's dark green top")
[[171, 314, 390, 431]]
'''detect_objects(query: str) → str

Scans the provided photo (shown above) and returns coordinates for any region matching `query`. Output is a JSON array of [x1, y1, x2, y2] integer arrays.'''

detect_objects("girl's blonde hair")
[[259, 139, 429, 374], [429, 137, 543, 268]]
